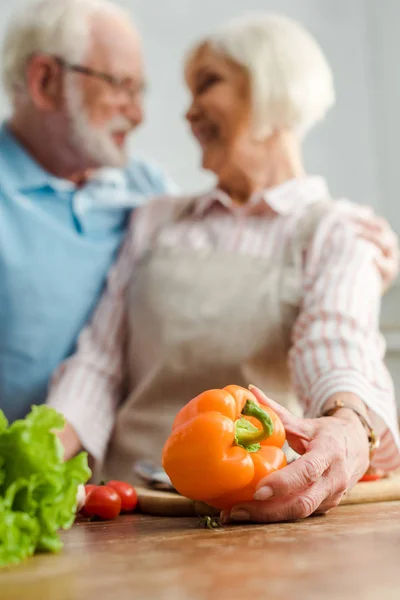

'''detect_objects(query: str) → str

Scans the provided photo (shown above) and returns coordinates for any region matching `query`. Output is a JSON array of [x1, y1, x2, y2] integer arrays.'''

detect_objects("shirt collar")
[[191, 176, 329, 217]]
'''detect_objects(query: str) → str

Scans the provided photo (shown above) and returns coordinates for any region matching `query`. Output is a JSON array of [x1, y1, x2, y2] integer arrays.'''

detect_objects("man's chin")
[[87, 147, 129, 170], [104, 154, 129, 169]]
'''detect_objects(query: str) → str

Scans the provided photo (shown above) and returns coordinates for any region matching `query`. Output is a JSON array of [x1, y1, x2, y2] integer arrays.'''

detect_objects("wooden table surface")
[[2, 502, 400, 600]]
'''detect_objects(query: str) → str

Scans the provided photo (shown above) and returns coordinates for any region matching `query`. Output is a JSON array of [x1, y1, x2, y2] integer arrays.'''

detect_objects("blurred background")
[[0, 0, 399, 393]]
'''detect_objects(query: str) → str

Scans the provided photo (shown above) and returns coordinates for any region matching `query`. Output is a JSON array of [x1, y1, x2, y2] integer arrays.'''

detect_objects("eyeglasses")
[[54, 56, 146, 101]]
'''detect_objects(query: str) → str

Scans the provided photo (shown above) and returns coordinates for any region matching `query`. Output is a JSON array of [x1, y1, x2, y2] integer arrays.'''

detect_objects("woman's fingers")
[[222, 396, 371, 525], [249, 385, 315, 444], [249, 385, 292, 417], [314, 490, 346, 515], [224, 477, 330, 524], [223, 460, 350, 524], [253, 440, 333, 500], [313, 466, 349, 514]]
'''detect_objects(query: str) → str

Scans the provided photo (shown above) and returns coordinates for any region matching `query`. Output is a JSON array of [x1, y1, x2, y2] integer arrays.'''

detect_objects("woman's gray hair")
[[2, 0, 129, 101], [187, 13, 335, 139]]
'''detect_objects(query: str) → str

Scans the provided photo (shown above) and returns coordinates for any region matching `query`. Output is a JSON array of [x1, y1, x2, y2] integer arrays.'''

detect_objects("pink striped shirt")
[[47, 176, 400, 470]]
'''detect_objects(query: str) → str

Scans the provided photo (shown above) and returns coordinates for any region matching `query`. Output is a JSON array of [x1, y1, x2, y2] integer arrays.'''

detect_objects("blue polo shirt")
[[0, 124, 176, 423]]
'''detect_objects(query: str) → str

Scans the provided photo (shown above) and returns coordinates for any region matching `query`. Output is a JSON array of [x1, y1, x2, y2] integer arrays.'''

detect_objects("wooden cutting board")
[[136, 473, 400, 517]]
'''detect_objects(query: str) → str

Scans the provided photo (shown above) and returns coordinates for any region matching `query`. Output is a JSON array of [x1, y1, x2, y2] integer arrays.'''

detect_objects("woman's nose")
[[185, 100, 200, 123]]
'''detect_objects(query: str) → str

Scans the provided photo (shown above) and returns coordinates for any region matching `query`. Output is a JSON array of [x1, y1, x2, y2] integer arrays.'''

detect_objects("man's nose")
[[123, 97, 144, 128]]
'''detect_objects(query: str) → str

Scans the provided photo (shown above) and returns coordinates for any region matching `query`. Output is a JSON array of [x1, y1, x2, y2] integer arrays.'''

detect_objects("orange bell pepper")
[[162, 385, 287, 510]]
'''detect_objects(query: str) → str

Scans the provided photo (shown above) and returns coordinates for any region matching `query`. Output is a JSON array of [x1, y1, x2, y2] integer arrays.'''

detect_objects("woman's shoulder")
[[312, 197, 373, 237], [292, 196, 371, 258], [298, 195, 370, 231]]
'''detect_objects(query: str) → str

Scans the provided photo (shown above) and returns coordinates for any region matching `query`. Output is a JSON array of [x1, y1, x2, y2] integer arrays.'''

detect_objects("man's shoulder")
[[123, 156, 178, 196]]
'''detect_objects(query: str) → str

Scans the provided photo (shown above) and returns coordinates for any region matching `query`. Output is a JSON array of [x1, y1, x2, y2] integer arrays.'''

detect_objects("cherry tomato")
[[79, 485, 98, 517], [107, 480, 138, 513], [359, 467, 385, 482], [359, 472, 384, 482], [84, 486, 121, 520], [360, 474, 381, 482]]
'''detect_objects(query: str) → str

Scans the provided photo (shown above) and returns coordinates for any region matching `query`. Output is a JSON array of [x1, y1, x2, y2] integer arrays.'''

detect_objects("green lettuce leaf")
[[0, 498, 40, 567], [0, 405, 91, 567]]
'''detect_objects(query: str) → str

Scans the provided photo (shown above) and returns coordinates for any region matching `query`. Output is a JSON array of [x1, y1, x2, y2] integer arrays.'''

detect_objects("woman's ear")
[[26, 55, 64, 111]]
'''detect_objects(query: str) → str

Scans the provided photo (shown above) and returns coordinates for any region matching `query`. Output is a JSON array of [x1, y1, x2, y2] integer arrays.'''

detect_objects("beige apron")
[[103, 198, 332, 482]]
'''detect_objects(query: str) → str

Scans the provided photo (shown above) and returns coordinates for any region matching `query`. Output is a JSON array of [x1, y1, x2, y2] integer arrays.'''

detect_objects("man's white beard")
[[64, 78, 131, 169]]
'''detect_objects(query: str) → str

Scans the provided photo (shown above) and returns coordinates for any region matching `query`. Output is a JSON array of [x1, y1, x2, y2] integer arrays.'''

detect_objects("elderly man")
[[0, 0, 176, 423]]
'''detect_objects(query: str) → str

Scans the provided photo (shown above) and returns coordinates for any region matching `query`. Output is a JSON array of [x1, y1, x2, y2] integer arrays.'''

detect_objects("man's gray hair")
[[187, 13, 335, 139], [3, 0, 129, 100]]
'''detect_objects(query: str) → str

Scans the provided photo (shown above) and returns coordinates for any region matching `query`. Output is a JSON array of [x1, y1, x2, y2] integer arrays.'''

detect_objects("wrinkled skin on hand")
[[221, 387, 370, 524]]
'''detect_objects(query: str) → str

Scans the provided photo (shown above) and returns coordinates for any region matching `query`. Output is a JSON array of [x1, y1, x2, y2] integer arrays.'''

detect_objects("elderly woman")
[[49, 13, 400, 523]]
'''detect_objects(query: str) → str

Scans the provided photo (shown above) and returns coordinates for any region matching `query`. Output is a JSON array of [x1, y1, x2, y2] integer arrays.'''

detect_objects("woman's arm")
[[221, 211, 400, 524], [47, 216, 137, 463], [290, 209, 399, 451]]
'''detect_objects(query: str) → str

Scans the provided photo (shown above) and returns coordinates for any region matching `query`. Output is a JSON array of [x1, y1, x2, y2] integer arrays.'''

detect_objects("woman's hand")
[[354, 209, 399, 293], [221, 387, 370, 524]]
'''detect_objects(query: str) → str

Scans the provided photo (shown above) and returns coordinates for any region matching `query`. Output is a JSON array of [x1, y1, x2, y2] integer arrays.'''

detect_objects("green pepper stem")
[[235, 400, 274, 449]]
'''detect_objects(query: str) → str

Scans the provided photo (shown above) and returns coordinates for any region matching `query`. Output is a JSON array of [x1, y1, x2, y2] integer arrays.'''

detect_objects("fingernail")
[[248, 384, 256, 390], [230, 509, 250, 521], [254, 485, 274, 501]]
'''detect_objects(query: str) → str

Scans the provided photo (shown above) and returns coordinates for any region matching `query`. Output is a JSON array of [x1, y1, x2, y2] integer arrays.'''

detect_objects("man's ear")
[[26, 55, 64, 111]]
